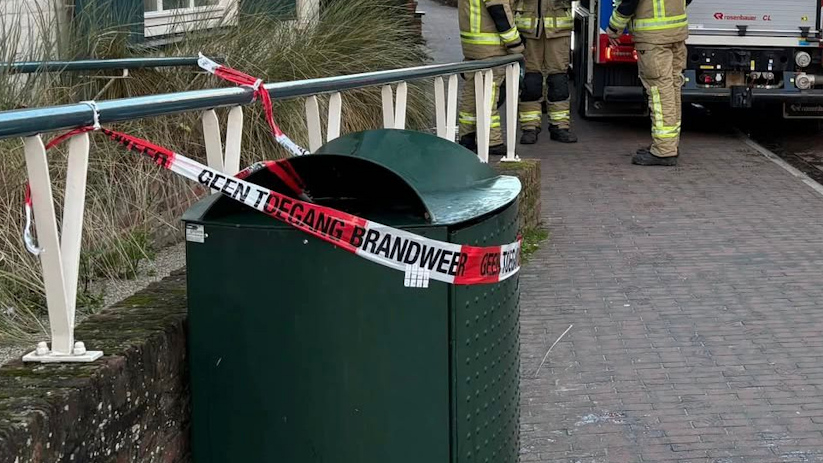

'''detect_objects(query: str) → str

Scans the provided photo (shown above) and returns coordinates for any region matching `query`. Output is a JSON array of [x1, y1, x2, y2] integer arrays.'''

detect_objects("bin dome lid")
[[314, 129, 521, 225]]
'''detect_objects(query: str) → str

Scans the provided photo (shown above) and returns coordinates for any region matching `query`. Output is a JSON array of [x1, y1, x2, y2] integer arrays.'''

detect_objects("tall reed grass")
[[0, 0, 432, 343]]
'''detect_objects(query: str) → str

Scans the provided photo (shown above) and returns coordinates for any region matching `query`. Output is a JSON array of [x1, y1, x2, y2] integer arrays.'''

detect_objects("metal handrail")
[[0, 56, 208, 74], [0, 54, 523, 140]]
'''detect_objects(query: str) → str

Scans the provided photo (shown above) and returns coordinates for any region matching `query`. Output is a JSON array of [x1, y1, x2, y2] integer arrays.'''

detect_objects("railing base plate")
[[22, 349, 103, 363]]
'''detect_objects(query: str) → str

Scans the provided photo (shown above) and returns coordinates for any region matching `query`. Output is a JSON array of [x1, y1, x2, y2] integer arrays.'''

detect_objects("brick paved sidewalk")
[[518, 120, 823, 462], [418, 6, 823, 461]]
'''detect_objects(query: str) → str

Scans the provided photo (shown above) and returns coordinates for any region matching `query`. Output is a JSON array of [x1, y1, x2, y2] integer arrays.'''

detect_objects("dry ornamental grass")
[[0, 0, 433, 343]]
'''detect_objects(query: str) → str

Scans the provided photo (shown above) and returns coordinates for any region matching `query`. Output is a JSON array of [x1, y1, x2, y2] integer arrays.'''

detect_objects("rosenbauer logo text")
[[713, 12, 770, 21]]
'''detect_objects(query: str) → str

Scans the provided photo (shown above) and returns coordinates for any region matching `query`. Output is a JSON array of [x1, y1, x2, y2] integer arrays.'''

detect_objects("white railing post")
[[305, 95, 324, 152], [61, 133, 90, 327], [382, 85, 395, 129], [22, 134, 102, 363], [202, 109, 224, 173], [503, 63, 521, 162], [446, 74, 458, 142], [327, 92, 343, 142], [475, 70, 494, 163], [435, 77, 446, 138], [224, 106, 244, 174], [202, 106, 244, 176], [24, 135, 71, 355], [381, 83, 408, 130], [435, 75, 459, 141], [304, 93, 344, 150], [394, 82, 408, 130]]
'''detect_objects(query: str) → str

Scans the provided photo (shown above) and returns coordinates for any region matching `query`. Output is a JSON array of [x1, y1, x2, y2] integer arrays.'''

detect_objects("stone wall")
[[495, 159, 542, 233], [0, 271, 190, 463]]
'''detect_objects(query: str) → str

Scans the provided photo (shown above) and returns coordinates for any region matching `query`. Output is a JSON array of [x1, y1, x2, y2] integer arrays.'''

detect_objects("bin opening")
[[204, 154, 431, 224]]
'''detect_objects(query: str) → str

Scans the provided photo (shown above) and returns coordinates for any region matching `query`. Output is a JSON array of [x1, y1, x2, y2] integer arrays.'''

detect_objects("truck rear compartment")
[[687, 0, 819, 37]]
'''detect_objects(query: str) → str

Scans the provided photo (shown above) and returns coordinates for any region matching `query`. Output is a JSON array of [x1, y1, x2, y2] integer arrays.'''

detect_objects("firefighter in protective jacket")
[[458, 0, 525, 155], [515, 0, 577, 144], [608, 0, 691, 166]]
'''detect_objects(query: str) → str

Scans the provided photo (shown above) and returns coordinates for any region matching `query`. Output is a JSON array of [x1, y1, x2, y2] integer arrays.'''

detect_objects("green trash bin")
[[183, 129, 522, 463]]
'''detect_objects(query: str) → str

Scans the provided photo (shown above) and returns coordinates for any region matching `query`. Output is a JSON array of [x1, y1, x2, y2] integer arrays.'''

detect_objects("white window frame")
[[144, 0, 237, 38]]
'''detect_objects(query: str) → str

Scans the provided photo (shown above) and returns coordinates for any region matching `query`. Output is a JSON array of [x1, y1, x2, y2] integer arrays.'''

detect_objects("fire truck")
[[572, 0, 823, 118]]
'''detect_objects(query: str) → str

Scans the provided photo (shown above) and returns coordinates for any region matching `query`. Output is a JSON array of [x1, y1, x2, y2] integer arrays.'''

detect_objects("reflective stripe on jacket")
[[609, 0, 688, 44], [459, 0, 524, 59], [513, 0, 573, 40]]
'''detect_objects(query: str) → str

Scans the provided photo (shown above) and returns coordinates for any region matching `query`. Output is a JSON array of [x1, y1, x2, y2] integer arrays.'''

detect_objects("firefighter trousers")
[[459, 66, 506, 146], [519, 35, 571, 131], [636, 41, 687, 157]]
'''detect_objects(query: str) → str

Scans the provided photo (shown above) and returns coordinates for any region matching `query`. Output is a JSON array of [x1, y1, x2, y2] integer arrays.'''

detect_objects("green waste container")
[[183, 129, 522, 463]]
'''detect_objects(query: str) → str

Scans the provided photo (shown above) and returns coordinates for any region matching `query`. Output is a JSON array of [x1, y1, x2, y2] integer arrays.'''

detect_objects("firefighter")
[[458, 0, 525, 155], [608, 0, 691, 166], [515, 0, 577, 145]]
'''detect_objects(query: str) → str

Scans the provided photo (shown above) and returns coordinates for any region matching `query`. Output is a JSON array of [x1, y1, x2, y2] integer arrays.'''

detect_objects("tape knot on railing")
[[196, 53, 310, 157], [81, 100, 102, 131]]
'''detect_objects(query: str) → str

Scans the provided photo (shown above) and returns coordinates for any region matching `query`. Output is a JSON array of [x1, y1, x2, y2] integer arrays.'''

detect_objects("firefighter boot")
[[489, 144, 508, 156], [459, 132, 478, 153], [632, 148, 678, 166], [549, 126, 578, 143], [520, 128, 540, 145]]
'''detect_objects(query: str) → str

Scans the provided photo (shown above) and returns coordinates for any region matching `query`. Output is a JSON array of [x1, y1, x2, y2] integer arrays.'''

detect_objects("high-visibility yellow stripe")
[[459, 111, 477, 125], [610, 11, 631, 31], [460, 32, 504, 45], [469, 0, 480, 33], [632, 14, 688, 31], [549, 110, 570, 121], [556, 18, 574, 28], [500, 26, 521, 45], [545, 16, 573, 30], [516, 17, 537, 30], [653, 128, 680, 136], [653, 132, 680, 139], [650, 86, 664, 130], [653, 123, 681, 137], [519, 111, 542, 122]]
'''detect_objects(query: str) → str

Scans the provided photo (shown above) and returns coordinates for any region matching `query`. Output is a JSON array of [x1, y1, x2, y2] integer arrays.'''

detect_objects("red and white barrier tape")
[[59, 127, 516, 286], [197, 53, 310, 157]]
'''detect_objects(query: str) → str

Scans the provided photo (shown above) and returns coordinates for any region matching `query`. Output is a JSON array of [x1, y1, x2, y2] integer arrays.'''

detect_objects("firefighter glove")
[[607, 26, 621, 47]]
